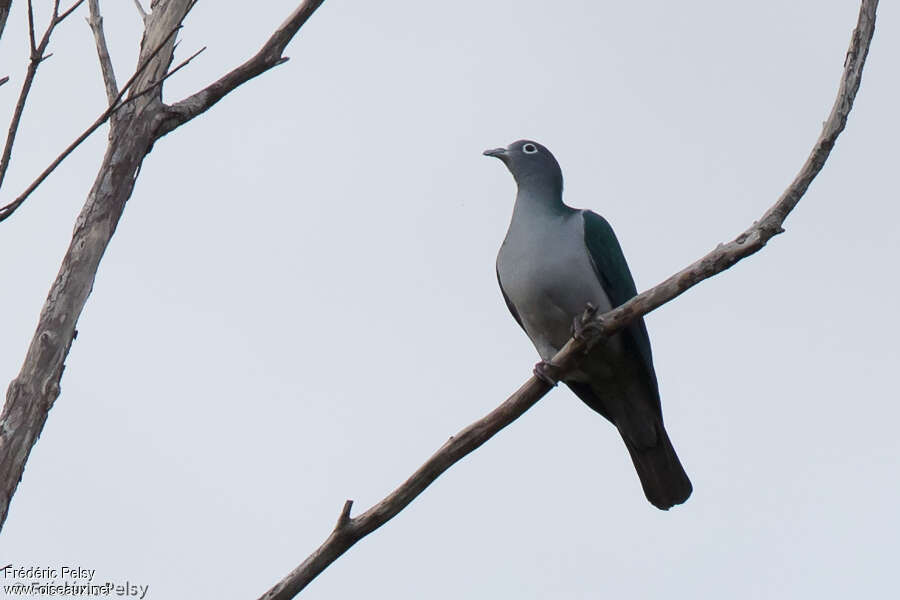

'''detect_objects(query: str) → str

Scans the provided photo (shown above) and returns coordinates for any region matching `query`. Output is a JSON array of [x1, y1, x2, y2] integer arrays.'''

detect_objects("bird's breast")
[[497, 215, 612, 359]]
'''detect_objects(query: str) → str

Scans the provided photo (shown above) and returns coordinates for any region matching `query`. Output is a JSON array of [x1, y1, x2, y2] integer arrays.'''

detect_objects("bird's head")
[[483, 140, 563, 193]]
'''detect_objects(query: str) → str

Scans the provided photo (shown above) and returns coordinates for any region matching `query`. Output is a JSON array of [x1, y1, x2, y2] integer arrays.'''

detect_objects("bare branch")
[[335, 500, 353, 530], [47, 0, 60, 32], [1, 55, 41, 190], [155, 0, 326, 137], [258, 378, 547, 600], [257, 2, 879, 598], [154, 44, 204, 83], [0, 76, 8, 87], [87, 0, 118, 105], [132, 0, 147, 23], [57, 0, 85, 23], [26, 0, 36, 54]]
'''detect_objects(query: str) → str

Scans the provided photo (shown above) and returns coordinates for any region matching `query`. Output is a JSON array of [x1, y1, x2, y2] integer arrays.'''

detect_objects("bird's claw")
[[572, 303, 602, 342], [533, 361, 561, 387]]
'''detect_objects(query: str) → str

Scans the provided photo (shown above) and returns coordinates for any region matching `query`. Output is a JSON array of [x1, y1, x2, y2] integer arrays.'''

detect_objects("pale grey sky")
[[2, 1, 898, 598]]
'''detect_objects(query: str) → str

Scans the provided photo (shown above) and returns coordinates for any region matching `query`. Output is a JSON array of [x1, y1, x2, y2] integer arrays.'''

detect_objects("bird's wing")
[[496, 265, 525, 332], [581, 210, 661, 412]]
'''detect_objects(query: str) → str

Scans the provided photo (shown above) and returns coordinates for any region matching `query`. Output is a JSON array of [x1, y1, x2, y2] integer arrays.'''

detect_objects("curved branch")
[[257, 2, 879, 598]]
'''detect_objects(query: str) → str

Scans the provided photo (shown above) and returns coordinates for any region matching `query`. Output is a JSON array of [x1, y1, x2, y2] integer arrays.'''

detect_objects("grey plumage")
[[486, 139, 691, 510]]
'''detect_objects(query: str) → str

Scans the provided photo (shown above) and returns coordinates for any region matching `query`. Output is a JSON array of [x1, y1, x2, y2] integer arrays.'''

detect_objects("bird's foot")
[[572, 303, 603, 342], [533, 360, 561, 387]]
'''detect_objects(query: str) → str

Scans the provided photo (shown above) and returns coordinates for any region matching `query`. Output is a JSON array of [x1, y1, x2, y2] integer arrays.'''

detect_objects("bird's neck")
[[511, 182, 568, 225]]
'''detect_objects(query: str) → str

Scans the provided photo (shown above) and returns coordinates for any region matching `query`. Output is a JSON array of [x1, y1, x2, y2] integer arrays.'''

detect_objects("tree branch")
[[154, 0, 326, 138], [258, 378, 548, 600], [131, 0, 147, 23], [0, 0, 327, 533], [87, 0, 118, 105], [57, 0, 85, 23], [257, 2, 879, 598], [26, 0, 36, 54]]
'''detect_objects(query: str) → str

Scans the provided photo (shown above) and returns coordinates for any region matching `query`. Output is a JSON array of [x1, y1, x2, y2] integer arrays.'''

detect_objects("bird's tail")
[[620, 423, 692, 510]]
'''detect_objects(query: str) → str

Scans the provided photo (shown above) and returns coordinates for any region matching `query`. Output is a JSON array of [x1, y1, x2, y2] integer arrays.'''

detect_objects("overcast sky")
[[2, 1, 898, 598]]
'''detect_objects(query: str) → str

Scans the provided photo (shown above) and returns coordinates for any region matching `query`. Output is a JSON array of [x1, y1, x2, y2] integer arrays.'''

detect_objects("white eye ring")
[[522, 143, 538, 154]]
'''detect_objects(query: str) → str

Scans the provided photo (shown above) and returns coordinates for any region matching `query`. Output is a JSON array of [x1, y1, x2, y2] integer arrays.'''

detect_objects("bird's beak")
[[483, 147, 507, 158]]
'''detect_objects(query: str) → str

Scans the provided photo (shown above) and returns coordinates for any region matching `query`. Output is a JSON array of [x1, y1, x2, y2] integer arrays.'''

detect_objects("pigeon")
[[486, 139, 691, 510]]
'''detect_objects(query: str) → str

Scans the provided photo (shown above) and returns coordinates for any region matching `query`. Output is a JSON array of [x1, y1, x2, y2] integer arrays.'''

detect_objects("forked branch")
[[257, 1, 879, 598], [0, 0, 85, 191], [0, 0, 327, 535]]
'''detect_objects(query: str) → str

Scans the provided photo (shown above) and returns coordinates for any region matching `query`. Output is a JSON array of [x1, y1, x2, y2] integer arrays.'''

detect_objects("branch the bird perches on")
[[258, 2, 878, 598]]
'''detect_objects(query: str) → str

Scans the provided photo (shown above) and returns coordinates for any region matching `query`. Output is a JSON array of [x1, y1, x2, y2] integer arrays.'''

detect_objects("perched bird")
[[485, 139, 691, 510]]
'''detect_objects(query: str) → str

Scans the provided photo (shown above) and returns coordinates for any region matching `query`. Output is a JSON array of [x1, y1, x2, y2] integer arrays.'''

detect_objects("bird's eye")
[[522, 143, 538, 154]]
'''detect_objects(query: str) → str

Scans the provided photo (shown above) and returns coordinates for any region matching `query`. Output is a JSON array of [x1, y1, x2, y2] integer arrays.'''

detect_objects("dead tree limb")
[[86, 0, 118, 105], [0, 0, 327, 531], [257, 2, 878, 598], [131, 0, 147, 23]]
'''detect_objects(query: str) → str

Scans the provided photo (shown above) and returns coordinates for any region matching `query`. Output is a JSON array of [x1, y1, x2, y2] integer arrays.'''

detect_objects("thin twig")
[[87, 0, 118, 105], [257, 2, 879, 598], [58, 0, 85, 23], [0, 76, 8, 87], [155, 45, 205, 85], [0, 73, 35, 189], [49, 0, 60, 29], [26, 1, 37, 55]]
